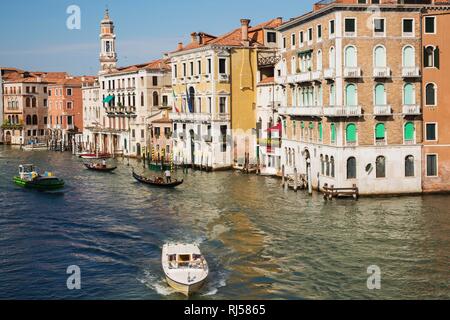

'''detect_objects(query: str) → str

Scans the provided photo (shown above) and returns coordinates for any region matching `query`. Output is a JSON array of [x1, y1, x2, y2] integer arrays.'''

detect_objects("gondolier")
[[165, 169, 172, 183]]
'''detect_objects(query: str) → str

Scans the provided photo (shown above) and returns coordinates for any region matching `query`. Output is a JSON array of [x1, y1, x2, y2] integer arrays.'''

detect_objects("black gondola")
[[84, 163, 117, 172], [132, 171, 183, 188]]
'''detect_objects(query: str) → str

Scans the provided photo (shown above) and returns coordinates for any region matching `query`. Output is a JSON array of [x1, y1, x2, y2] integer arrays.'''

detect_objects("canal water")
[[0, 145, 449, 300]]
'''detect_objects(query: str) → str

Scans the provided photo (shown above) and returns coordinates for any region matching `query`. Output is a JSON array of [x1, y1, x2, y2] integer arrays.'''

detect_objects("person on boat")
[[102, 159, 107, 168], [165, 169, 172, 183]]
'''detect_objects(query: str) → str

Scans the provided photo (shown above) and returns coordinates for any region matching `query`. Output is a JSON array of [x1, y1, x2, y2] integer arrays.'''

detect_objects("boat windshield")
[[170, 254, 205, 269], [20, 165, 35, 173]]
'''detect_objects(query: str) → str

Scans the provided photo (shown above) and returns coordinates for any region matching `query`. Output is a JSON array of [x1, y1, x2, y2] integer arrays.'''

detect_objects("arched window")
[[405, 155, 415, 177], [31, 97, 37, 108], [404, 122, 415, 142], [346, 123, 357, 143], [26, 115, 31, 125], [345, 46, 357, 67], [291, 56, 297, 73], [403, 46, 415, 67], [330, 156, 335, 178], [376, 156, 386, 178], [153, 91, 159, 107], [330, 123, 336, 143], [375, 84, 386, 106], [424, 46, 439, 68], [404, 83, 415, 105], [326, 155, 330, 176], [375, 123, 385, 142], [374, 46, 386, 68], [347, 157, 356, 179], [32, 115, 38, 125], [317, 50, 323, 71], [425, 83, 436, 106], [345, 84, 357, 106], [320, 154, 324, 175], [330, 84, 336, 106], [329, 47, 336, 69], [26, 98, 31, 108]]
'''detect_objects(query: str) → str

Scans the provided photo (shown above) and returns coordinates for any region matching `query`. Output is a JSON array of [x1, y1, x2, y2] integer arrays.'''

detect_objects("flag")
[[172, 90, 180, 113], [186, 86, 193, 113]]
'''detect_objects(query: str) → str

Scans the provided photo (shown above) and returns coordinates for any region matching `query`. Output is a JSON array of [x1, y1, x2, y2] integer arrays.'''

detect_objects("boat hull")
[[84, 163, 117, 172], [165, 276, 206, 297], [79, 153, 111, 160], [132, 171, 183, 188], [13, 176, 65, 190]]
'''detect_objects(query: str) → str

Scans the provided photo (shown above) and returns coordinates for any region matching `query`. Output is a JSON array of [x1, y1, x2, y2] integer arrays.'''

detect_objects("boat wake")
[[137, 269, 177, 297], [200, 269, 228, 297]]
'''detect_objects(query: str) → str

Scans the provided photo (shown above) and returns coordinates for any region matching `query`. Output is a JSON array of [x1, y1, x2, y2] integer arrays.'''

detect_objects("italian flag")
[[172, 90, 180, 113]]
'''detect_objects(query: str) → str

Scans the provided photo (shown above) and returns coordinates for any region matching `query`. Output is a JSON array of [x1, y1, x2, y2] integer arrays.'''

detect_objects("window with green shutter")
[[404, 84, 414, 105], [375, 84, 385, 105], [331, 123, 336, 142], [318, 122, 323, 141], [404, 122, 414, 141], [301, 121, 305, 129], [346, 123, 357, 142], [309, 122, 314, 129], [345, 84, 357, 106], [375, 123, 385, 140]]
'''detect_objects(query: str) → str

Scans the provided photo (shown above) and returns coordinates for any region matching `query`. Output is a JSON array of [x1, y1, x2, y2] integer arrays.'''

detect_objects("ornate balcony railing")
[[324, 68, 335, 79], [344, 67, 362, 78], [374, 105, 392, 116], [278, 106, 323, 116], [373, 67, 391, 78], [402, 66, 420, 78], [323, 105, 362, 117], [403, 104, 421, 115]]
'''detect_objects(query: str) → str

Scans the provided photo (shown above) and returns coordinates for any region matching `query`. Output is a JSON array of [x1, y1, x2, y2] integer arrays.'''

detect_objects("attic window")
[[267, 32, 277, 43]]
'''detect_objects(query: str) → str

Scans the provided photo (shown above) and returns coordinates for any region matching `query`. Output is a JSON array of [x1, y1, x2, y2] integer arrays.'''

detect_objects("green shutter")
[[375, 123, 385, 139], [405, 122, 414, 141], [434, 46, 440, 69], [103, 95, 113, 103], [319, 122, 323, 140], [331, 123, 336, 142], [309, 122, 314, 129], [346, 124, 356, 142], [301, 121, 305, 129]]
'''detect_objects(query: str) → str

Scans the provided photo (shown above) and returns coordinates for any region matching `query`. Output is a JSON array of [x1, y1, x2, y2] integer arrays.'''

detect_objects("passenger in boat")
[[165, 169, 172, 183], [102, 159, 107, 168]]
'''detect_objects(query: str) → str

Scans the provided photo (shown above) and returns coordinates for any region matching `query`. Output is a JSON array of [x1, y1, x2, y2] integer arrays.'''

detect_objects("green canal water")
[[0, 145, 449, 299]]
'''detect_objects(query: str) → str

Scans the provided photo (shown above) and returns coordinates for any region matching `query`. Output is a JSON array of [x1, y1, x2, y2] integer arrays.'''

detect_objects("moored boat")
[[13, 164, 65, 190], [84, 162, 117, 172], [132, 171, 183, 188], [162, 243, 209, 296], [23, 143, 48, 151], [79, 152, 111, 160]]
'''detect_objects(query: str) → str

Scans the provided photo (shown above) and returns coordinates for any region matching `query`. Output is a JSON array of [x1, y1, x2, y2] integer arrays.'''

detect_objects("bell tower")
[[99, 8, 117, 75]]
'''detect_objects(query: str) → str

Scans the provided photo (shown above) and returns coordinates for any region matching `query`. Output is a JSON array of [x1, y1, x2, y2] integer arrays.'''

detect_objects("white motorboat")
[[23, 143, 47, 151], [162, 243, 209, 296]]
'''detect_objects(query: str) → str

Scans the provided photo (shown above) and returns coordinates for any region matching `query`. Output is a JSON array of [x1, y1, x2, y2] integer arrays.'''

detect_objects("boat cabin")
[[166, 244, 206, 270], [19, 164, 37, 181]]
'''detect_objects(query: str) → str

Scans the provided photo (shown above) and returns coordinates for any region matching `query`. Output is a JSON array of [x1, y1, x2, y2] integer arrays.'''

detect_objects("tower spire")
[[99, 8, 117, 75]]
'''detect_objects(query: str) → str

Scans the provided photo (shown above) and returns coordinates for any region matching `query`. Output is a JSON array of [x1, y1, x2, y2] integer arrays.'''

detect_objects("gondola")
[[84, 163, 117, 172], [132, 171, 183, 188]]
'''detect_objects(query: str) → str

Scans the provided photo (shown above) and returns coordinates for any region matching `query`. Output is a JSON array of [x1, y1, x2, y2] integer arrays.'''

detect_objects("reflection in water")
[[0, 145, 449, 300]]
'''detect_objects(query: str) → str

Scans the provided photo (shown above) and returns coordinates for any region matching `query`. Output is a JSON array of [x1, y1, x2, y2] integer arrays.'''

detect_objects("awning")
[[103, 95, 113, 103]]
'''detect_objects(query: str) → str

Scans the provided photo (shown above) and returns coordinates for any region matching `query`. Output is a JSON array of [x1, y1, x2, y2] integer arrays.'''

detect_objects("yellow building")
[[169, 18, 282, 170]]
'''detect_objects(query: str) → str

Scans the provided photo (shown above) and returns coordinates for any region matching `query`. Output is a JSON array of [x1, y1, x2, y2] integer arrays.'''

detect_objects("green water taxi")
[[13, 164, 65, 190]]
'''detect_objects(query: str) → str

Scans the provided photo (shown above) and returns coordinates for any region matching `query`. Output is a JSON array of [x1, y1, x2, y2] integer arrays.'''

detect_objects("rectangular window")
[[426, 154, 438, 177], [67, 88, 72, 96], [374, 18, 385, 36], [282, 37, 286, 49], [162, 95, 168, 106], [67, 116, 73, 125], [403, 19, 414, 36], [426, 123, 437, 141], [345, 18, 356, 35], [43, 99, 47, 107], [219, 59, 226, 74], [267, 32, 277, 43], [329, 20, 335, 37], [190, 62, 194, 76], [291, 34, 296, 47], [132, 129, 135, 138], [152, 76, 158, 86], [198, 60, 202, 75], [219, 97, 226, 113], [308, 28, 313, 42], [425, 17, 435, 34], [67, 102, 73, 109], [44, 117, 47, 125], [207, 59, 212, 74], [43, 87, 47, 94], [299, 31, 304, 45], [220, 125, 227, 152], [174, 65, 178, 77], [141, 129, 145, 139], [183, 63, 186, 77], [317, 25, 322, 41]]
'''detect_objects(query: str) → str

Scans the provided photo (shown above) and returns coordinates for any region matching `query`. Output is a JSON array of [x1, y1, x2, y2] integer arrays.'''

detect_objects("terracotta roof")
[[258, 77, 275, 85], [105, 58, 170, 76], [172, 18, 283, 53]]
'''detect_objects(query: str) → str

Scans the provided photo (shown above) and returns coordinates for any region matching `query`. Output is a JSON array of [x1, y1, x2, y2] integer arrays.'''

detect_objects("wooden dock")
[[323, 184, 359, 200]]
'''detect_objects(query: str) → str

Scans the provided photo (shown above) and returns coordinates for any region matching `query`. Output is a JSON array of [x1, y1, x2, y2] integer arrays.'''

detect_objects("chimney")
[[198, 33, 204, 45], [177, 42, 183, 51], [241, 19, 251, 44], [190, 32, 198, 43], [276, 17, 283, 25]]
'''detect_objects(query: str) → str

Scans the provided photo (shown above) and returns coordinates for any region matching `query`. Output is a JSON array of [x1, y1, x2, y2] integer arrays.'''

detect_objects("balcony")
[[311, 70, 322, 81], [344, 67, 362, 78], [324, 68, 335, 80], [373, 67, 391, 78], [323, 106, 362, 117], [275, 76, 287, 85], [402, 66, 420, 78], [67, 124, 75, 130], [403, 104, 421, 115], [286, 72, 312, 84], [278, 106, 323, 117], [212, 113, 231, 121], [219, 74, 230, 82], [203, 135, 213, 143], [169, 113, 212, 122], [374, 105, 392, 116]]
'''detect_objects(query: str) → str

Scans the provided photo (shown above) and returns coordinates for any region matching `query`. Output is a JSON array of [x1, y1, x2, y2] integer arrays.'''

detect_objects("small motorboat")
[[162, 243, 209, 296], [13, 164, 65, 190], [23, 143, 48, 151], [84, 162, 117, 172], [132, 171, 183, 188], [79, 152, 111, 160]]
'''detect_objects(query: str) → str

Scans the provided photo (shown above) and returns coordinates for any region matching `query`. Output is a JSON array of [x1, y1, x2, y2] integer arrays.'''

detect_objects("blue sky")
[[0, 0, 314, 75]]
